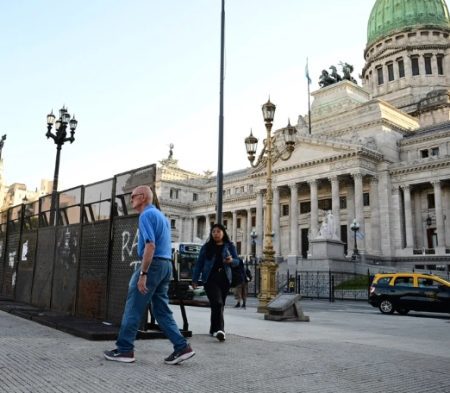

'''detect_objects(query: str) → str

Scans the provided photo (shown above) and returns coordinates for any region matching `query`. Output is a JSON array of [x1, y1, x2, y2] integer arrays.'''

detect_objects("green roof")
[[367, 0, 450, 45]]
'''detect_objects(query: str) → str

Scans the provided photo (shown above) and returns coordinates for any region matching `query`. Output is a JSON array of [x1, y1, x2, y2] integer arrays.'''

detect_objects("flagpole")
[[306, 58, 312, 135], [307, 79, 311, 135]]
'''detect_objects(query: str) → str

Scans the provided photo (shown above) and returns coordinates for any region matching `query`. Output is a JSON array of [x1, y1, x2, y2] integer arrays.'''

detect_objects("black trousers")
[[204, 269, 230, 334]]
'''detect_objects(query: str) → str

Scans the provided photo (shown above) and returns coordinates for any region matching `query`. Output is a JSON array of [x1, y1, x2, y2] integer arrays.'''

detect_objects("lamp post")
[[350, 218, 360, 260], [244, 99, 297, 313], [46, 106, 78, 226]]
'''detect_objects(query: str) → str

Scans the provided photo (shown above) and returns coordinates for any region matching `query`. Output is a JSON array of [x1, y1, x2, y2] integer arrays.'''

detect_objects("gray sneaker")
[[104, 349, 135, 363], [164, 344, 195, 365]]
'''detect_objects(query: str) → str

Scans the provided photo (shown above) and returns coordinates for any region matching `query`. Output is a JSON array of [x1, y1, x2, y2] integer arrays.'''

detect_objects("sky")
[[1, 0, 385, 191]]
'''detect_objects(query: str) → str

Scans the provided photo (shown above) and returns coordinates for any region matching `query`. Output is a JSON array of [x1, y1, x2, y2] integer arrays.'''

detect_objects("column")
[[330, 176, 340, 239], [370, 177, 381, 254], [353, 173, 366, 250], [256, 190, 264, 257], [346, 179, 355, 254], [405, 55, 412, 77], [433, 180, 446, 249], [309, 180, 318, 239], [193, 216, 198, 242], [232, 211, 237, 244], [203, 215, 209, 240], [402, 185, 414, 249], [391, 187, 403, 250], [272, 186, 281, 257], [246, 208, 252, 256], [289, 183, 298, 256]]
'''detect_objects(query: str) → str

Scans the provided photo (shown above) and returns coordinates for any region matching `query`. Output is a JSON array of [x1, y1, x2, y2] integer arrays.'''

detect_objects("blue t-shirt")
[[137, 204, 172, 259]]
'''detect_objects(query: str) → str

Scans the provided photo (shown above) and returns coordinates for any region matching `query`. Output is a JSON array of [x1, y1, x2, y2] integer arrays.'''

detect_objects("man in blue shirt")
[[104, 185, 195, 364]]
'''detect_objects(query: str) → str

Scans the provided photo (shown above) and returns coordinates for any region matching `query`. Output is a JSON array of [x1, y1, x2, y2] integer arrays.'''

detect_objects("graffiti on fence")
[[21, 240, 29, 261], [56, 228, 78, 270], [121, 228, 140, 270], [8, 251, 16, 268]]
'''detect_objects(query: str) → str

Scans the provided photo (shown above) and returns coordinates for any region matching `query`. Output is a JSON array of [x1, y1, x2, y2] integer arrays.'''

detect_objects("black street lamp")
[[350, 218, 360, 260], [46, 106, 78, 225]]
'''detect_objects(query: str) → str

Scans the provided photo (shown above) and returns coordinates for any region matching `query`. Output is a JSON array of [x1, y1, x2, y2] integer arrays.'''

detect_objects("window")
[[170, 188, 179, 199], [411, 56, 420, 76], [376, 66, 384, 85], [431, 147, 439, 156], [437, 55, 444, 75], [418, 278, 438, 288], [377, 277, 392, 285], [387, 62, 394, 81], [421, 149, 429, 158], [193, 193, 198, 202], [428, 194, 435, 209], [248, 185, 254, 193], [171, 219, 176, 229], [237, 218, 241, 229], [282, 204, 289, 216], [209, 192, 214, 199], [251, 216, 256, 227], [300, 202, 311, 214], [223, 219, 228, 228], [397, 58, 405, 78], [363, 193, 370, 206], [318, 198, 332, 211], [424, 55, 432, 75], [394, 277, 414, 287], [339, 196, 347, 209]]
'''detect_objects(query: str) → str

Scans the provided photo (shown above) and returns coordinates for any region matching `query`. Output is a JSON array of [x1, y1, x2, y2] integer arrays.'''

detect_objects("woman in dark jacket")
[[192, 223, 239, 341]]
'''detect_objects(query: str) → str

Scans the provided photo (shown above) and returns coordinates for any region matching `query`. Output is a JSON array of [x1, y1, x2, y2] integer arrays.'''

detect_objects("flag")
[[305, 58, 311, 84]]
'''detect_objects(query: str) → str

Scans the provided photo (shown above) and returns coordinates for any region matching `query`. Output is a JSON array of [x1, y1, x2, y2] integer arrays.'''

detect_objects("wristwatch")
[[140, 271, 148, 276]]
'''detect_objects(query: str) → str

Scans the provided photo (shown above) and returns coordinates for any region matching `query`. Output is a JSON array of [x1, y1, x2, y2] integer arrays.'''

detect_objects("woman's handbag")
[[230, 259, 245, 287]]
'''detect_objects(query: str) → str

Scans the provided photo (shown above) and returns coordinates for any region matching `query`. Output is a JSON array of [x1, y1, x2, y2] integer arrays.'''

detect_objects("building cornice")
[[389, 156, 450, 175], [400, 121, 450, 145]]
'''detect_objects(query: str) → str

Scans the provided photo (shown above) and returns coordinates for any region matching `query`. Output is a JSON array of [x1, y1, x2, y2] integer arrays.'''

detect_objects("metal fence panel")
[[15, 231, 38, 303], [2, 231, 20, 298], [0, 231, 6, 294], [50, 225, 81, 313], [106, 216, 139, 324], [31, 227, 56, 308], [76, 221, 110, 319]]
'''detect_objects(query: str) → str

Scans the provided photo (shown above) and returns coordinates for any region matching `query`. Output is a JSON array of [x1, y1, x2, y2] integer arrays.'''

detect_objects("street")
[[1, 298, 449, 393]]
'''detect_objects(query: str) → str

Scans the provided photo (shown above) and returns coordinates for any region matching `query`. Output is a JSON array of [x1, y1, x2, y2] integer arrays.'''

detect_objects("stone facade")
[[157, 0, 450, 272]]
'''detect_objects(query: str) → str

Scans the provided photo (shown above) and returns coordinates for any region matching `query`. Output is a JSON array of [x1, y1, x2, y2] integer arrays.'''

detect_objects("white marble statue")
[[317, 211, 339, 240]]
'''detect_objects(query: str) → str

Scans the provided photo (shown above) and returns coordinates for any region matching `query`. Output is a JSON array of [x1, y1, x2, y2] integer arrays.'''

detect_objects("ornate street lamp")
[[46, 106, 78, 225], [350, 218, 360, 260], [244, 99, 297, 313]]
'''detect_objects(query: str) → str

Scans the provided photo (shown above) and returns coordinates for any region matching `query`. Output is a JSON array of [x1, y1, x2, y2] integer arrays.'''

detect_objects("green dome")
[[367, 0, 450, 45]]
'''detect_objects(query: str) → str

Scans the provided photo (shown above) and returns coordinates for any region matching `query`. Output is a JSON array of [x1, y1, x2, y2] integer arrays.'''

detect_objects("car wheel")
[[396, 308, 409, 315], [379, 299, 395, 314]]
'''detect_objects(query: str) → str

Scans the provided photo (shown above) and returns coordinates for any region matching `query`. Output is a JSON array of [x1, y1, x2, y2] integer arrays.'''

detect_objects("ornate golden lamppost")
[[244, 99, 297, 313]]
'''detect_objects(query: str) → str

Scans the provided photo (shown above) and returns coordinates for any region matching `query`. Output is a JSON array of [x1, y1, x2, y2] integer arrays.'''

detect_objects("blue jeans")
[[116, 258, 187, 353]]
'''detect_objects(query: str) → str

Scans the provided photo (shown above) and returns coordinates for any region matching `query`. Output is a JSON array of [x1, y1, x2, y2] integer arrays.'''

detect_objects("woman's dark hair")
[[205, 223, 231, 258]]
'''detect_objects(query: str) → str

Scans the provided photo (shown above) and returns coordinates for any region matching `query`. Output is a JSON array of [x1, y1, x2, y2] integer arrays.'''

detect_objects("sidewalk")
[[1, 298, 450, 393]]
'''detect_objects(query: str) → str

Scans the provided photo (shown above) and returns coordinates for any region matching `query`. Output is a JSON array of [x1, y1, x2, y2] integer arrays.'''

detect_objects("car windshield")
[[376, 277, 391, 285]]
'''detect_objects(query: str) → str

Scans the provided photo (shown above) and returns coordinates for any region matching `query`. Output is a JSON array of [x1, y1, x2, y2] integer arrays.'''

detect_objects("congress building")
[[156, 0, 450, 273]]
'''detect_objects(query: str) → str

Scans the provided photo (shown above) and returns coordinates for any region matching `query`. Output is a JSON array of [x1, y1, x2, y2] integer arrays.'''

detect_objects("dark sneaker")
[[164, 344, 195, 365], [216, 330, 226, 341], [104, 349, 135, 363], [234, 302, 240, 308]]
